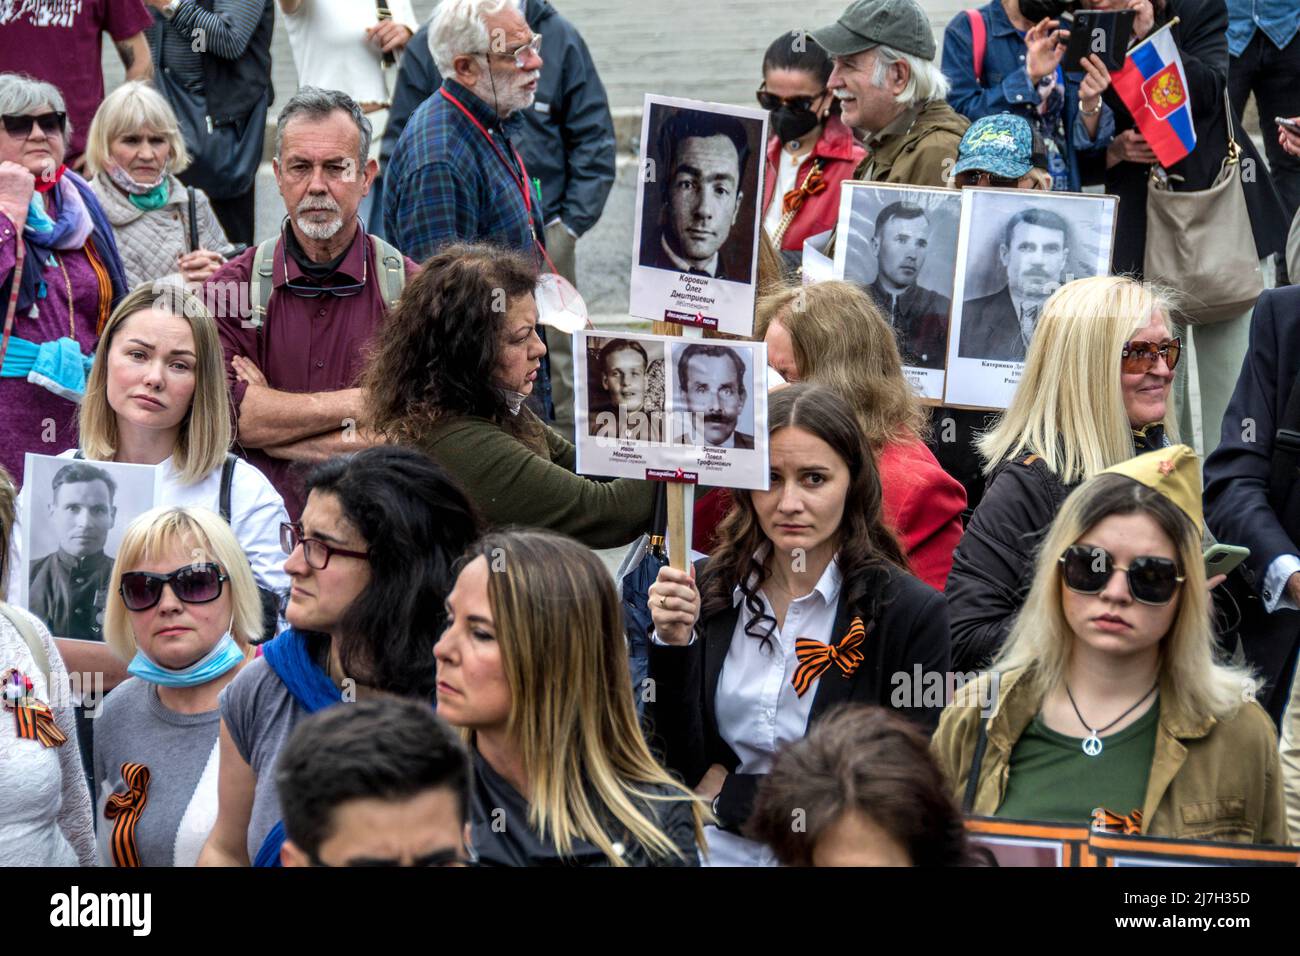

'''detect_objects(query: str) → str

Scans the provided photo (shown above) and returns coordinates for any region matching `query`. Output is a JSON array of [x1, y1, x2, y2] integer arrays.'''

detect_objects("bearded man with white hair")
[[205, 87, 418, 518], [811, 0, 968, 187], [383, 0, 546, 264]]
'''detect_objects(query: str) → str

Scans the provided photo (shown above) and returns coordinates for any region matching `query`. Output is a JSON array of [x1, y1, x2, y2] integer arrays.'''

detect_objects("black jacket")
[[946, 454, 1075, 673], [1203, 285, 1300, 722], [647, 559, 949, 833], [380, 0, 616, 236], [1079, 0, 1288, 275], [958, 286, 1026, 362], [468, 751, 700, 867]]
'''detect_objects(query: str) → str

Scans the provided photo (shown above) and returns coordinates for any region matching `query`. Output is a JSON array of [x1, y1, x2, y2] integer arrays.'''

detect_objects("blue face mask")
[[127, 632, 245, 688]]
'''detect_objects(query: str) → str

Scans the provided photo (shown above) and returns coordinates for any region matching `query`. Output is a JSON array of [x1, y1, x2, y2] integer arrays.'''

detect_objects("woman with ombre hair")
[[934, 447, 1285, 842], [946, 275, 1180, 671], [434, 529, 707, 866], [93, 506, 261, 866]]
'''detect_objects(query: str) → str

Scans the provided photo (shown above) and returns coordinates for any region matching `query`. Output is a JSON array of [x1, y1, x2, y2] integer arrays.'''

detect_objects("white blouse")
[[283, 0, 418, 105]]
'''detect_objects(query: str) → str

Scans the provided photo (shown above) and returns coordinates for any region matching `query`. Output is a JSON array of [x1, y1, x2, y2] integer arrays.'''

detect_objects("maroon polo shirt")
[[208, 226, 418, 517]]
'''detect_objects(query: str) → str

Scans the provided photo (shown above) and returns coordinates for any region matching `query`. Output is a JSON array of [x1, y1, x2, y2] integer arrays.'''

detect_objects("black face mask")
[[1018, 0, 1074, 22], [771, 105, 822, 145]]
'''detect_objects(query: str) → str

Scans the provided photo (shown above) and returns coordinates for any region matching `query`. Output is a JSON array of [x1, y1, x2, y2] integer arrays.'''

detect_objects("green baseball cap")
[[810, 0, 936, 60]]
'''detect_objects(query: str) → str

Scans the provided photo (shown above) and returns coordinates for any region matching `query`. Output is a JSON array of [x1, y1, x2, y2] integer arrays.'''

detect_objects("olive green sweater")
[[422, 415, 657, 549]]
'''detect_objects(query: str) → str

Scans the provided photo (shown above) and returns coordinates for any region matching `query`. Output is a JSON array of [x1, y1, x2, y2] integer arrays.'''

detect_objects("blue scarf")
[[254, 628, 341, 867], [127, 633, 244, 687]]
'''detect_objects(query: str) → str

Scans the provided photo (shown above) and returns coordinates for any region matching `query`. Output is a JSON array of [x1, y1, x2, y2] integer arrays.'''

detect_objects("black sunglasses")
[[1121, 337, 1181, 374], [954, 170, 1022, 188], [119, 563, 229, 611], [280, 522, 370, 570], [2, 111, 66, 138], [1059, 545, 1184, 606], [309, 847, 468, 868], [756, 89, 826, 113]]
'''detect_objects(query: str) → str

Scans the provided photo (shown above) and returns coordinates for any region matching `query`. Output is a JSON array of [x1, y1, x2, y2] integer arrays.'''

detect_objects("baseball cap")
[[953, 114, 1037, 179], [810, 0, 937, 60]]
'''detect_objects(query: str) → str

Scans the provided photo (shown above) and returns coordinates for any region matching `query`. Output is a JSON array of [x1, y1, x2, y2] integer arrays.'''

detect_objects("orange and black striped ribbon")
[[103, 763, 151, 868], [1092, 807, 1143, 835], [14, 699, 68, 748], [791, 616, 868, 698]]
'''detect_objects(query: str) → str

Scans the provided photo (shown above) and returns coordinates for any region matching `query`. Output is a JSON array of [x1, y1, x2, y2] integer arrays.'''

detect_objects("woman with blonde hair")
[[92, 507, 261, 866], [435, 529, 707, 866], [934, 446, 1286, 842], [946, 275, 1180, 670], [85, 81, 235, 288], [752, 280, 965, 590]]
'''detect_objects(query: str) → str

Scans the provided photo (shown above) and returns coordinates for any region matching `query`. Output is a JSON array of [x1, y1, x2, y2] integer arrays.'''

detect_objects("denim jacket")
[[1227, 0, 1300, 55], [941, 1, 1114, 191]]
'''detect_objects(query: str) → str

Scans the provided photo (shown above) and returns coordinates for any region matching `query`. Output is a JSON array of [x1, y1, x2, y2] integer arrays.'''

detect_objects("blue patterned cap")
[[953, 114, 1035, 179]]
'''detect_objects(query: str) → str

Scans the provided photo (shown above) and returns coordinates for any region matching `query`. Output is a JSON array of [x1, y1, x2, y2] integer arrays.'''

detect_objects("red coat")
[[692, 439, 965, 591], [762, 114, 867, 252]]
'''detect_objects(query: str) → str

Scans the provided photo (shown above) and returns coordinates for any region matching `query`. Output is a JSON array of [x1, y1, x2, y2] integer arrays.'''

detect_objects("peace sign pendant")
[[1082, 734, 1103, 757]]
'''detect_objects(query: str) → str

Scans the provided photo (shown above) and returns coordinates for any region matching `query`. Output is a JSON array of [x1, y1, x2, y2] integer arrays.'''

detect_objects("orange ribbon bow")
[[781, 161, 828, 215], [104, 763, 152, 868], [791, 616, 868, 698], [15, 697, 67, 748], [1092, 807, 1143, 835]]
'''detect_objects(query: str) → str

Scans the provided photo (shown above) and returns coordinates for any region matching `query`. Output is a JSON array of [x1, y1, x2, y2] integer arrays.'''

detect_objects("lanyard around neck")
[[438, 87, 534, 219]]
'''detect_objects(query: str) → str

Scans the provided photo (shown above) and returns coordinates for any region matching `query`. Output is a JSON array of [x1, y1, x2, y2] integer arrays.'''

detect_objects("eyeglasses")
[[119, 563, 229, 611], [1059, 545, 1184, 606], [278, 217, 368, 298], [280, 522, 370, 570], [755, 89, 827, 113], [477, 33, 542, 69], [309, 847, 469, 868], [953, 169, 1022, 188], [1121, 337, 1181, 374], [1, 111, 66, 138]]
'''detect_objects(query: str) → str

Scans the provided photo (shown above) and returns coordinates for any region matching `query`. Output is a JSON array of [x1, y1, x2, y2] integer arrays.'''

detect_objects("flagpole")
[[1130, 15, 1179, 50]]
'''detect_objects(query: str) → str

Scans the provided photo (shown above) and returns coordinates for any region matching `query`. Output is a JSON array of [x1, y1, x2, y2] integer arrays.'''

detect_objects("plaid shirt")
[[384, 79, 540, 264]]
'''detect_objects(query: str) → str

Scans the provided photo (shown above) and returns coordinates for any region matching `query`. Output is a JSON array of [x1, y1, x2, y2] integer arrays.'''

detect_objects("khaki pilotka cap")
[[1099, 444, 1203, 534], [810, 0, 937, 60]]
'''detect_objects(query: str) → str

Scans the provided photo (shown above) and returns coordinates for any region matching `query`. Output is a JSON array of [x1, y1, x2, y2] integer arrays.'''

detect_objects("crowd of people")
[[2, 0, 1300, 868]]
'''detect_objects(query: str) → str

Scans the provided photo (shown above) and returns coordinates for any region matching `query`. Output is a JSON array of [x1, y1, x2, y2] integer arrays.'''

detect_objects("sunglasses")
[[953, 169, 1022, 188], [280, 522, 370, 570], [310, 847, 468, 868], [1121, 337, 1181, 374], [119, 563, 229, 611], [1, 111, 66, 138], [1059, 545, 1184, 606], [755, 90, 827, 113]]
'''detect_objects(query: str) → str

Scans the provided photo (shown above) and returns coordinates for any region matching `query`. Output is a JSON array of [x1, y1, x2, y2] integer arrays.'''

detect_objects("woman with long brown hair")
[[435, 529, 707, 866], [647, 383, 950, 866]]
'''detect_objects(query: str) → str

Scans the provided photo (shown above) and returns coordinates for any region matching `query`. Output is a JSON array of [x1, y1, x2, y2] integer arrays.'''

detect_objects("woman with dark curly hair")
[[749, 705, 987, 866], [646, 383, 950, 866], [362, 242, 655, 549]]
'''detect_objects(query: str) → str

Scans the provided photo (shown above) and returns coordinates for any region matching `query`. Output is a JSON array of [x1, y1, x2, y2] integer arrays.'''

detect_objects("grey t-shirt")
[[93, 677, 222, 867], [219, 657, 307, 863]]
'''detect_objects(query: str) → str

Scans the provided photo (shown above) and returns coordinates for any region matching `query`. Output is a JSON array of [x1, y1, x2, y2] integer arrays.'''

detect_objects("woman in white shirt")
[[646, 384, 950, 866]]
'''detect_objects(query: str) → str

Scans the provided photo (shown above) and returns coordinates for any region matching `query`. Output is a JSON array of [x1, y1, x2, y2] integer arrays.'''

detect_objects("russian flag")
[[1111, 25, 1196, 168]]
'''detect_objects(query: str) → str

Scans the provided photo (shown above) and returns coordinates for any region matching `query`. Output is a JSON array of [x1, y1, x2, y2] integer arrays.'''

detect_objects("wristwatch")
[[160, 0, 182, 19]]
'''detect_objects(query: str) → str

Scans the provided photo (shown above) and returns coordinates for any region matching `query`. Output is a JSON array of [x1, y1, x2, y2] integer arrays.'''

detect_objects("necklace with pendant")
[[1064, 680, 1158, 757]]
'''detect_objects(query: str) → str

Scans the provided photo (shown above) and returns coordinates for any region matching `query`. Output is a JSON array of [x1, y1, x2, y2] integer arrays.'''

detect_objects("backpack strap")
[[248, 237, 278, 332], [963, 716, 990, 814], [966, 8, 987, 86], [218, 453, 238, 524], [370, 235, 406, 311], [0, 603, 52, 686]]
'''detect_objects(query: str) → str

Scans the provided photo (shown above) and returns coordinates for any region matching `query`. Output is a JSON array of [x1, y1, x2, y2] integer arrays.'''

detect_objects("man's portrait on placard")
[[638, 103, 763, 284], [669, 342, 756, 448], [956, 192, 1112, 363], [586, 336, 666, 443]]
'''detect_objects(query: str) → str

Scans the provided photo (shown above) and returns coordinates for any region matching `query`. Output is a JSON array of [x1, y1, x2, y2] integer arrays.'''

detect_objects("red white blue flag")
[[1111, 25, 1196, 168]]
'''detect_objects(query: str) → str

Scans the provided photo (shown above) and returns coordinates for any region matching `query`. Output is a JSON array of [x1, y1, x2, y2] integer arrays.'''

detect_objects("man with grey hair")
[[204, 87, 417, 518], [811, 0, 968, 188]]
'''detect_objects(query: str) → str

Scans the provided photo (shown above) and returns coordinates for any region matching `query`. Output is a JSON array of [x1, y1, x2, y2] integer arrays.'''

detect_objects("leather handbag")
[[1144, 89, 1263, 325]]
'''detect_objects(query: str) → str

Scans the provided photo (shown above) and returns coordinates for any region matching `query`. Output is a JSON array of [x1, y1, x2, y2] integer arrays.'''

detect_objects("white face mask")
[[107, 163, 165, 195]]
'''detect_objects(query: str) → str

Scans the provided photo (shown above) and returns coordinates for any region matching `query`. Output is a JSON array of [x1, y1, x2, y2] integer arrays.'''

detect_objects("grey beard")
[[296, 215, 344, 240]]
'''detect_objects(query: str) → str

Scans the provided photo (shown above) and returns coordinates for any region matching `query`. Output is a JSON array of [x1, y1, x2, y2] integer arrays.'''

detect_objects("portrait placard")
[[14, 454, 165, 641], [964, 817, 1094, 867], [943, 188, 1119, 410], [573, 331, 769, 491], [629, 94, 768, 337], [834, 181, 961, 402]]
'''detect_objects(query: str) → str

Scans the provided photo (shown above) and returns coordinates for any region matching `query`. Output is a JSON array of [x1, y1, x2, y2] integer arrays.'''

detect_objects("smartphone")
[[1203, 543, 1250, 578], [1064, 9, 1135, 72], [1275, 116, 1300, 133]]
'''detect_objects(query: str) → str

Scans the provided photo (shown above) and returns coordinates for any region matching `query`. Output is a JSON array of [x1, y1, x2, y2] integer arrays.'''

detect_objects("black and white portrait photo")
[[629, 95, 768, 338], [17, 454, 164, 641], [944, 188, 1118, 410], [834, 182, 960, 399], [669, 342, 755, 449], [585, 336, 666, 443]]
